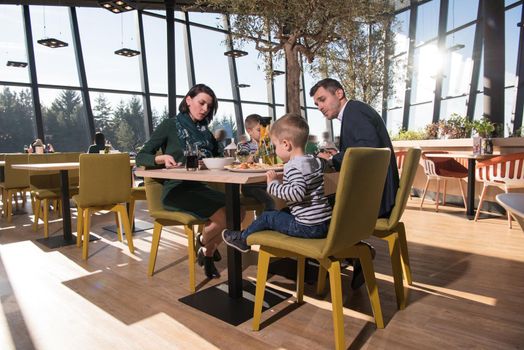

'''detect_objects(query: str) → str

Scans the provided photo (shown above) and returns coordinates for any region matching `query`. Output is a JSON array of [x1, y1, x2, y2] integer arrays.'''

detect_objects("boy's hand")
[[266, 170, 278, 183]]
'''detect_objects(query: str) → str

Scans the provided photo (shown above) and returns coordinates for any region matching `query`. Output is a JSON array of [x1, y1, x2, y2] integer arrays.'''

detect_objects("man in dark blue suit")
[[310, 78, 399, 288]]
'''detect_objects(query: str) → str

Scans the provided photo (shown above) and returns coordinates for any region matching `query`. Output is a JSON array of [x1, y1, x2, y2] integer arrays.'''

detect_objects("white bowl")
[[202, 157, 234, 170]]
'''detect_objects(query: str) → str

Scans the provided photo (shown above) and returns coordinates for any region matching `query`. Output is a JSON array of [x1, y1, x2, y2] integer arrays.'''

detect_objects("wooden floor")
[[0, 197, 523, 349]]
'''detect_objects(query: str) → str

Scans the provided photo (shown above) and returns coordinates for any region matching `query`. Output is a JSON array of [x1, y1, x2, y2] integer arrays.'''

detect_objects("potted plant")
[[472, 117, 495, 154]]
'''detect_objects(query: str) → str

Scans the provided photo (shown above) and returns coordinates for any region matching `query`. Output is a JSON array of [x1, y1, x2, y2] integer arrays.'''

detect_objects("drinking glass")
[[184, 143, 199, 171]]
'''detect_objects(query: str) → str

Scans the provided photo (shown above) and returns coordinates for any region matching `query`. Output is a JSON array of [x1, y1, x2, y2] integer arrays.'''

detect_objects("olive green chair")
[[144, 176, 208, 293], [73, 153, 134, 260], [372, 148, 420, 291], [1, 154, 30, 221], [318, 148, 421, 310], [247, 148, 391, 350], [29, 153, 61, 237]]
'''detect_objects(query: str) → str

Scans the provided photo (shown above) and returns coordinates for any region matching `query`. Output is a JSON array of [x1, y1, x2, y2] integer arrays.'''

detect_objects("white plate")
[[224, 165, 284, 173]]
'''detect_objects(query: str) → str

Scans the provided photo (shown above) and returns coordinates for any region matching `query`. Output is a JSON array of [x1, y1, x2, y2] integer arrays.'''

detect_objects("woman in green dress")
[[136, 84, 227, 279]]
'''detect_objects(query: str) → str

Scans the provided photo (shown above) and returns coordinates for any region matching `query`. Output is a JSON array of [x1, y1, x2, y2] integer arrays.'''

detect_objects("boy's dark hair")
[[270, 113, 309, 149], [178, 84, 218, 122], [94, 132, 105, 147], [309, 78, 346, 98], [244, 114, 261, 129]]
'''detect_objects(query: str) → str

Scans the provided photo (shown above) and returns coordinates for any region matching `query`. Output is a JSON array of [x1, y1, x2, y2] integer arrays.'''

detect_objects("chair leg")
[[327, 259, 345, 350], [128, 198, 136, 231], [435, 179, 441, 212], [6, 190, 13, 223], [43, 199, 49, 238], [505, 187, 512, 229], [252, 249, 271, 331], [457, 178, 467, 209], [443, 179, 447, 206], [33, 198, 41, 232], [115, 205, 134, 254], [474, 183, 488, 222], [76, 206, 84, 247], [384, 234, 405, 310], [358, 244, 384, 329], [184, 225, 196, 292], [115, 212, 123, 242], [316, 264, 327, 295], [148, 221, 163, 276], [296, 257, 305, 303], [396, 223, 413, 285], [420, 178, 430, 209], [82, 208, 91, 260]]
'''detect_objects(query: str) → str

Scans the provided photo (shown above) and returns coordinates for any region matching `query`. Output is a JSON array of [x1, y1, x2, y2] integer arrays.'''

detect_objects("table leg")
[[36, 170, 79, 249], [60, 170, 72, 240], [225, 183, 242, 298], [467, 159, 476, 219]]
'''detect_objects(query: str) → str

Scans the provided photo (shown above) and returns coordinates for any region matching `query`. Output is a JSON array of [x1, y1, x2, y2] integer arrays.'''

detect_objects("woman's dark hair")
[[94, 132, 105, 147], [178, 84, 218, 122]]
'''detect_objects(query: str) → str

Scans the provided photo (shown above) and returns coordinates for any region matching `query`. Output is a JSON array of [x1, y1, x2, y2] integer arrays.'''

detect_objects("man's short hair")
[[244, 114, 261, 129], [270, 113, 309, 149], [309, 78, 346, 98]]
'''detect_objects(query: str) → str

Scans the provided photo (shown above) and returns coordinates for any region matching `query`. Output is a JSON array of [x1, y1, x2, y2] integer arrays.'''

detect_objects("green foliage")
[[0, 87, 35, 152], [391, 129, 427, 141], [471, 117, 495, 138]]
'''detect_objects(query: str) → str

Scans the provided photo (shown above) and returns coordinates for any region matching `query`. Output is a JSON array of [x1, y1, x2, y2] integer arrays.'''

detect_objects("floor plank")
[[0, 198, 523, 349]]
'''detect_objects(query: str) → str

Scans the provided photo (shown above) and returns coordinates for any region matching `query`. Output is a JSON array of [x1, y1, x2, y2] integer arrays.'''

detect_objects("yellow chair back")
[[321, 147, 391, 258], [4, 154, 30, 189], [385, 148, 421, 229], [144, 177, 165, 214], [75, 154, 131, 207]]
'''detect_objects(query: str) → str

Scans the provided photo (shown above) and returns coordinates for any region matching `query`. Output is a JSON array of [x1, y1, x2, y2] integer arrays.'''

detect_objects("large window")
[[77, 8, 141, 91], [236, 40, 270, 103], [143, 13, 167, 94], [89, 91, 146, 152], [416, 0, 440, 45], [30, 6, 79, 87], [0, 85, 36, 153], [447, 0, 478, 31], [0, 6, 29, 84], [40, 88, 90, 152], [441, 25, 476, 100], [191, 24, 232, 99]]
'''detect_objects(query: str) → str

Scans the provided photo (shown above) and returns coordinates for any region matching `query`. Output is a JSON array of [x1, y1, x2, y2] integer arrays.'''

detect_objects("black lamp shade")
[[6, 61, 28, 68], [224, 49, 248, 58], [99, 0, 135, 13], [272, 70, 285, 76], [37, 38, 68, 48], [236, 83, 250, 88], [447, 44, 465, 52], [115, 48, 140, 57]]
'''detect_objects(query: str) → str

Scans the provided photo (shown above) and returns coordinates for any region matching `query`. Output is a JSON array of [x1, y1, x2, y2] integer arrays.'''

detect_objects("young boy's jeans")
[[241, 210, 329, 240]]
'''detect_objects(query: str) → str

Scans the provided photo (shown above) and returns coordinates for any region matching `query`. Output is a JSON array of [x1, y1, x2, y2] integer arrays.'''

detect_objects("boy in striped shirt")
[[222, 113, 332, 253]]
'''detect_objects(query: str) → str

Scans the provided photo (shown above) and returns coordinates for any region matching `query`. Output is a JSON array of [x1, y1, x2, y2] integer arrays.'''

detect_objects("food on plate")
[[225, 162, 283, 170]]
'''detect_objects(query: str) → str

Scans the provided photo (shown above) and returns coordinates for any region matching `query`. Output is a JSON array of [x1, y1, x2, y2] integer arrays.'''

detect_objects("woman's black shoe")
[[203, 257, 220, 279], [196, 233, 222, 262]]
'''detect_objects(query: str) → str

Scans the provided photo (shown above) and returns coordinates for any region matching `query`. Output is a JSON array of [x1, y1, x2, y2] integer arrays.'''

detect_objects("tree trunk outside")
[[284, 43, 302, 114]]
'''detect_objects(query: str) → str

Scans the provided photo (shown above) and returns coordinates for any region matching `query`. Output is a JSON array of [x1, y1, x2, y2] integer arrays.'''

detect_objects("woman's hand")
[[266, 170, 278, 183], [155, 154, 180, 168]]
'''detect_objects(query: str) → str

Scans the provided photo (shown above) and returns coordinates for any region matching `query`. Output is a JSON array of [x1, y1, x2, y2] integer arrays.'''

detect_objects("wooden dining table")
[[12, 162, 81, 247], [11, 159, 136, 248], [134, 166, 290, 325], [424, 153, 497, 218]]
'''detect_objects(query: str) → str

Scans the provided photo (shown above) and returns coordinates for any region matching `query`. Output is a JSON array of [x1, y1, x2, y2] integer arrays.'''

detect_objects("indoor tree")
[[193, 0, 396, 114]]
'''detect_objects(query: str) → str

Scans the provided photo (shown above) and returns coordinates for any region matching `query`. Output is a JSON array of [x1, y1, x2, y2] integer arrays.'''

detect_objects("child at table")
[[222, 113, 332, 252], [239, 114, 276, 211]]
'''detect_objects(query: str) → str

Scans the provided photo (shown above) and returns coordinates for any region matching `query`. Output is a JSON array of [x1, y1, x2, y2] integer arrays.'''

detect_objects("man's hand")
[[266, 170, 278, 183], [317, 151, 334, 160]]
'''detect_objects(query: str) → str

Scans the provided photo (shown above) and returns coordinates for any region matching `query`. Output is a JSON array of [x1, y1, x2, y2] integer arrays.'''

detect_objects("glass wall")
[[0, 1, 522, 153]]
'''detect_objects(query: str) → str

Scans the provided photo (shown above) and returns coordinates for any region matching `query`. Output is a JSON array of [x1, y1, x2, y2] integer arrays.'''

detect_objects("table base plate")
[[36, 234, 100, 249], [179, 279, 291, 326]]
